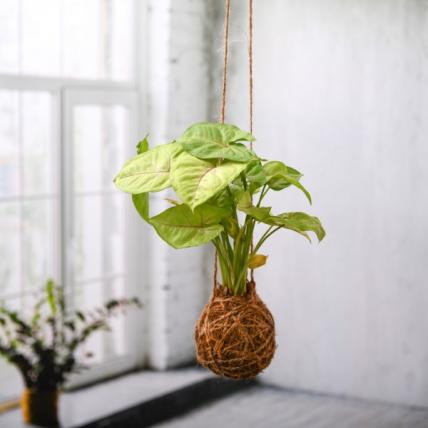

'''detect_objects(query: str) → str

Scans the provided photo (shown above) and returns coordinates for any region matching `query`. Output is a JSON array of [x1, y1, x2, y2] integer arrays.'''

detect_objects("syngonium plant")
[[115, 122, 325, 296]]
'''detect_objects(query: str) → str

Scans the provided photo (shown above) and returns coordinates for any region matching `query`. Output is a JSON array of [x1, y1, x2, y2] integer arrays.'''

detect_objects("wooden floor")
[[154, 385, 428, 428]]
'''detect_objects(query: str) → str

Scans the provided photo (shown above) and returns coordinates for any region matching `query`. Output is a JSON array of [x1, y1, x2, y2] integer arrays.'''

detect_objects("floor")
[[154, 385, 428, 428]]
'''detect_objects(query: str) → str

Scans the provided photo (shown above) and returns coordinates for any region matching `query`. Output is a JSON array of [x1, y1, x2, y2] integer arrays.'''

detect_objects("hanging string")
[[213, 0, 255, 289], [213, 0, 231, 290], [219, 0, 231, 124], [248, 0, 254, 139], [248, 0, 255, 282]]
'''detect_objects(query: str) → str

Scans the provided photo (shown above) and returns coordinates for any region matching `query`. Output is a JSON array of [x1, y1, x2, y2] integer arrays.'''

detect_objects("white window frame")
[[0, 0, 149, 392]]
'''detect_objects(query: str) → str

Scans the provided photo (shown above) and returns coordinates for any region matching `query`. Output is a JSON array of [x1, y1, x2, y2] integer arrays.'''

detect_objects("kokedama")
[[115, 122, 325, 379]]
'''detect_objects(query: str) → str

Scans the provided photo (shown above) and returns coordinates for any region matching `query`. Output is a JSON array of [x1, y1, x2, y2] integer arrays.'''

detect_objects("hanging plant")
[[116, 0, 325, 380], [114, 123, 325, 378]]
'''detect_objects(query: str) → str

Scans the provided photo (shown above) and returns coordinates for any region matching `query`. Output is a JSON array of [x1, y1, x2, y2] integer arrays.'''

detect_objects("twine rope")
[[213, 0, 255, 289], [213, 0, 231, 290], [248, 0, 255, 282]]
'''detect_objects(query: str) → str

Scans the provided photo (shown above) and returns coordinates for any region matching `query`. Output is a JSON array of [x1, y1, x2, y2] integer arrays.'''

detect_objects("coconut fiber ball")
[[195, 281, 276, 379]]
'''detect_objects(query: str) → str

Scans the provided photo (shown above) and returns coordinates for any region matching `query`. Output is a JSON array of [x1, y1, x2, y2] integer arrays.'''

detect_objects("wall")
[[143, 0, 215, 369], [210, 0, 428, 407]]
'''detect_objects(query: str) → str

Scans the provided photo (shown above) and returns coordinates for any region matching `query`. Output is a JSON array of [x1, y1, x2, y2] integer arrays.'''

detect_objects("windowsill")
[[0, 367, 215, 427]]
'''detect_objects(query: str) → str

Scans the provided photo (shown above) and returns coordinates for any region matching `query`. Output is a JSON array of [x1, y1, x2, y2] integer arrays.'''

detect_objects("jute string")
[[248, 0, 255, 282], [213, 0, 255, 289], [213, 0, 231, 291]]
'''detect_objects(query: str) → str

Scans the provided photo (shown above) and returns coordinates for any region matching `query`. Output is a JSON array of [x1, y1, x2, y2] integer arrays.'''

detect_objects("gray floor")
[[154, 385, 428, 428]]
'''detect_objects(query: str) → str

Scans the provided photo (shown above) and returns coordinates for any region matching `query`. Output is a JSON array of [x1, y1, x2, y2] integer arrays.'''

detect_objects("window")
[[0, 0, 134, 80], [0, 0, 143, 397]]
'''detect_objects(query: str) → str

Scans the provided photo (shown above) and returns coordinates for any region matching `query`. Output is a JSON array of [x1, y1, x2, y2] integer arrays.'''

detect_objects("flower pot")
[[195, 281, 276, 379], [21, 388, 59, 427]]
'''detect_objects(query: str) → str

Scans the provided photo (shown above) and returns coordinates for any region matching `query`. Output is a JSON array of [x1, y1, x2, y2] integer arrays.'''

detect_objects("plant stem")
[[240, 173, 248, 191], [253, 225, 282, 253], [256, 185, 268, 207]]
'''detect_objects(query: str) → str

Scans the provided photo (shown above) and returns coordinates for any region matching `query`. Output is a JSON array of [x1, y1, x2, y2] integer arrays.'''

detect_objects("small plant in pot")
[[0, 279, 141, 427], [115, 122, 325, 379]]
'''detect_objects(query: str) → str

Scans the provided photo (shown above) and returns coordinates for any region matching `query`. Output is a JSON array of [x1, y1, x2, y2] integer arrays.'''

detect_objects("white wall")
[[210, 0, 428, 407], [144, 0, 214, 369]]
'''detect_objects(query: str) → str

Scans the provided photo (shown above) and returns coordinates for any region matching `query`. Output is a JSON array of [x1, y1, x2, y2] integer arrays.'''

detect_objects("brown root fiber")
[[195, 281, 276, 379]]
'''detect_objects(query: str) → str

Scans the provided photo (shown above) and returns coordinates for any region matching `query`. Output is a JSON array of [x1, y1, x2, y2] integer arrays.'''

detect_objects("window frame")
[[0, 0, 149, 393]]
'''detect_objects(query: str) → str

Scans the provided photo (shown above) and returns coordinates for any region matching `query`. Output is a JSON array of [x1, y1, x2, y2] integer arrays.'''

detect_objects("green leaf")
[[114, 143, 182, 194], [45, 279, 57, 315], [230, 160, 267, 194], [209, 188, 234, 210], [236, 191, 271, 220], [178, 122, 256, 162], [132, 135, 150, 221], [150, 203, 228, 249], [236, 191, 325, 242], [136, 135, 149, 154], [222, 217, 240, 239], [171, 151, 246, 210], [132, 193, 149, 222], [263, 161, 312, 204], [245, 160, 267, 192], [267, 212, 325, 242]]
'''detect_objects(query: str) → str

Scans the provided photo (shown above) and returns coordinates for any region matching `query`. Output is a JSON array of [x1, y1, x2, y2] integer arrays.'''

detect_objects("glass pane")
[[0, 90, 19, 198], [22, 92, 55, 195], [0, 0, 134, 80], [0, 202, 20, 297], [0, 293, 22, 313], [63, 0, 134, 80], [21, 0, 61, 75], [101, 194, 125, 275], [104, 277, 126, 358], [74, 196, 102, 281], [74, 277, 127, 364], [22, 200, 56, 292], [73, 105, 130, 193], [63, 0, 101, 79], [111, 0, 135, 80], [0, 0, 19, 74], [74, 281, 104, 364], [74, 194, 125, 281]]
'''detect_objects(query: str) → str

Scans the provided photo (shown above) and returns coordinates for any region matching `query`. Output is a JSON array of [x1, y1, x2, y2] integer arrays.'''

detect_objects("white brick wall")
[[143, 0, 216, 369]]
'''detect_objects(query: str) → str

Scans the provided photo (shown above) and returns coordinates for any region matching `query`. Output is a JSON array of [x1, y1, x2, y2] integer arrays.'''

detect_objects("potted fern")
[[115, 122, 325, 378], [0, 279, 141, 427]]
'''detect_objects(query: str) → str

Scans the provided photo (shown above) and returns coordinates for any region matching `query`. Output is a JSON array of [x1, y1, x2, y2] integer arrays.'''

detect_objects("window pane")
[[104, 277, 126, 358], [0, 90, 55, 198], [0, 0, 135, 80], [0, 90, 19, 198], [73, 105, 129, 193], [0, 202, 20, 297], [22, 199, 56, 292], [21, 0, 61, 75], [22, 92, 55, 195], [0, 0, 19, 74], [63, 0, 134, 80], [111, 0, 135, 80], [63, 0, 101, 79], [74, 281, 104, 364], [74, 194, 125, 281], [74, 277, 127, 364]]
